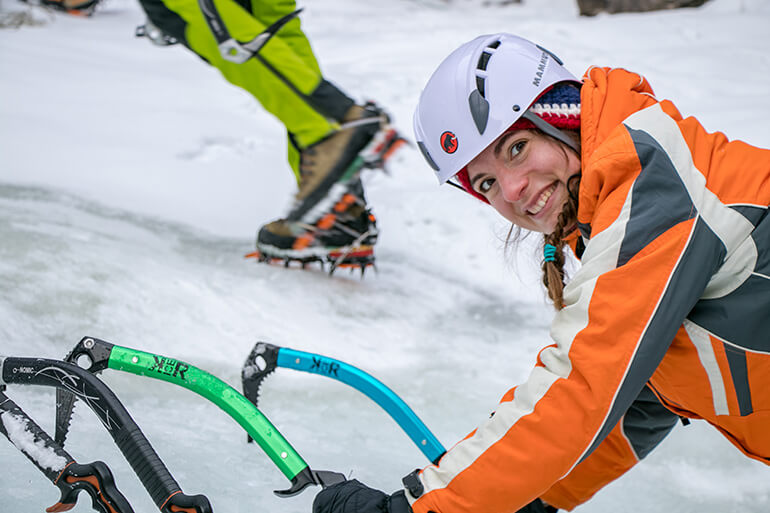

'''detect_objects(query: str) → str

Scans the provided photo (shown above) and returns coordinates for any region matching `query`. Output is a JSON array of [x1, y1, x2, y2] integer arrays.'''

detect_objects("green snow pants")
[[138, 0, 354, 179]]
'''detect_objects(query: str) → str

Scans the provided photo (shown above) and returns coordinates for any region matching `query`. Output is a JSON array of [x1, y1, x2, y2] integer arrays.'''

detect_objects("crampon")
[[246, 198, 379, 277], [246, 247, 376, 276]]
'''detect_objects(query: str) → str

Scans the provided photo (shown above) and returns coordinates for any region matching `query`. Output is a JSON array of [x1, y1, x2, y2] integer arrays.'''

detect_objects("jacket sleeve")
[[407, 104, 746, 513], [540, 385, 679, 510]]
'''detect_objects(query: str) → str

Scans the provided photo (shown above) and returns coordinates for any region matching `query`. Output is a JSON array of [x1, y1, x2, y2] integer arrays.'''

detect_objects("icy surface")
[[1, 410, 68, 472], [1, 0, 769, 511]]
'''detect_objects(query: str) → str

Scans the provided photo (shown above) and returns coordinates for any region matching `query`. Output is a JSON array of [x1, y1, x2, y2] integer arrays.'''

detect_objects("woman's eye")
[[510, 140, 527, 159], [478, 178, 495, 194]]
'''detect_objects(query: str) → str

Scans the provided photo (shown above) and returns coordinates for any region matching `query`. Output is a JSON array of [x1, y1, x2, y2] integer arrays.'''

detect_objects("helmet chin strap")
[[446, 180, 467, 192], [521, 111, 581, 154]]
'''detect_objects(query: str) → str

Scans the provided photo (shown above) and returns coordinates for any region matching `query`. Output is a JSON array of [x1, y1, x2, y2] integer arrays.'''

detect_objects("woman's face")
[[465, 129, 581, 234]]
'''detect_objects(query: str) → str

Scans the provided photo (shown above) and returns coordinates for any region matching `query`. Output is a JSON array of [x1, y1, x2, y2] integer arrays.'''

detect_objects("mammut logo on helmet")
[[532, 51, 548, 87], [440, 131, 458, 154]]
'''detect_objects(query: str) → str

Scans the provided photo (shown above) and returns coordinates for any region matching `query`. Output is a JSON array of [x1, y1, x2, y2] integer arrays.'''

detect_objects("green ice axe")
[[56, 337, 344, 497]]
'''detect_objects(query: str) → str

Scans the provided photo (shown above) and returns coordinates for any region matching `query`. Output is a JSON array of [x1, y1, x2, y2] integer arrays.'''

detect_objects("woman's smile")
[[526, 182, 558, 216], [466, 130, 581, 233]]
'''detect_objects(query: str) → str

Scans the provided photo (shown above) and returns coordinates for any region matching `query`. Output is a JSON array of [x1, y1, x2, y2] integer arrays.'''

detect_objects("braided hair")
[[541, 173, 581, 310]]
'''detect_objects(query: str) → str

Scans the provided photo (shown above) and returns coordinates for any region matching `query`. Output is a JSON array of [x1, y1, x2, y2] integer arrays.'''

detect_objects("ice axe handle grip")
[[114, 426, 211, 513], [114, 425, 180, 507]]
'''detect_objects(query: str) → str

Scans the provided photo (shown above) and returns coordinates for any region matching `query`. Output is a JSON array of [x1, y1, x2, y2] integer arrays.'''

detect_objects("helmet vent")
[[477, 52, 491, 72], [476, 76, 486, 98], [468, 89, 490, 135], [474, 40, 500, 99], [468, 40, 499, 135], [535, 44, 563, 65]]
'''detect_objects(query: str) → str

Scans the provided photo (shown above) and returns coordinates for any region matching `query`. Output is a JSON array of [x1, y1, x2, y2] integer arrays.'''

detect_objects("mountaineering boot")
[[248, 103, 405, 274], [252, 179, 379, 273], [287, 101, 403, 224]]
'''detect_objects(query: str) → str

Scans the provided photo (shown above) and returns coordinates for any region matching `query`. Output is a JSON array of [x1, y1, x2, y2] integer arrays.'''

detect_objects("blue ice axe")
[[241, 342, 446, 464]]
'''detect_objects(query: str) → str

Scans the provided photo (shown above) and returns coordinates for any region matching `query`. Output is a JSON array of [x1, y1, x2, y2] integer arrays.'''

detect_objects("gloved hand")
[[312, 480, 412, 513], [518, 498, 558, 513], [312, 479, 556, 513]]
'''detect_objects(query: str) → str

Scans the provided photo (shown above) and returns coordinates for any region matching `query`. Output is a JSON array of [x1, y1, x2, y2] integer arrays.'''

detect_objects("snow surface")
[[1, 410, 69, 472], [1, 0, 769, 511]]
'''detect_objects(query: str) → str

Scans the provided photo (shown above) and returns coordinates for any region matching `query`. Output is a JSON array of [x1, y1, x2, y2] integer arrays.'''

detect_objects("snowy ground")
[[1, 0, 769, 511]]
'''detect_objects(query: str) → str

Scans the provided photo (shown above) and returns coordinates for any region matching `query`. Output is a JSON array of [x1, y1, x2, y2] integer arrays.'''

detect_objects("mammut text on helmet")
[[532, 52, 549, 87]]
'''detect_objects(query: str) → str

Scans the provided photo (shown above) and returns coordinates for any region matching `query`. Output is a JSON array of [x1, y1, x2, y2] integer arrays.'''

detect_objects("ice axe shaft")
[[242, 342, 446, 464]]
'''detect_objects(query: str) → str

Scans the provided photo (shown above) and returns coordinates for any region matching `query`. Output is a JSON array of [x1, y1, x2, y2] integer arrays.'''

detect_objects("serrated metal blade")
[[241, 342, 279, 443], [54, 387, 77, 446], [54, 342, 84, 447]]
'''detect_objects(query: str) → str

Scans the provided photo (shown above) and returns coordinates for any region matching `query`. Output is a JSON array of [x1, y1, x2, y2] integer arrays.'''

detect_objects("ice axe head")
[[241, 342, 280, 443]]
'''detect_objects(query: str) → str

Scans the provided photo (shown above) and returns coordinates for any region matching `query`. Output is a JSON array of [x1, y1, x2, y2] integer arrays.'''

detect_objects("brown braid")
[[542, 174, 581, 310], [503, 129, 582, 309]]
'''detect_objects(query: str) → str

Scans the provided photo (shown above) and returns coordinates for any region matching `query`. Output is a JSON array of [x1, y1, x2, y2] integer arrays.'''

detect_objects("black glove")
[[313, 479, 554, 513], [518, 498, 558, 513], [313, 480, 412, 513]]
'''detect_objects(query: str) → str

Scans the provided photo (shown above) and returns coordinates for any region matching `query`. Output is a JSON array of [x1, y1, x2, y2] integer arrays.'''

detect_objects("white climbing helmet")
[[413, 33, 580, 184]]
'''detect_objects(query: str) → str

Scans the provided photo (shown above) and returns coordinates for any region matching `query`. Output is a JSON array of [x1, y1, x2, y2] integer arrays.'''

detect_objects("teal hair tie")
[[544, 244, 557, 263]]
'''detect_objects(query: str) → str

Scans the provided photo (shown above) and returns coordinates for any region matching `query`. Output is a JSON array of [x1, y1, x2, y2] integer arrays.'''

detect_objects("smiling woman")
[[312, 32, 770, 513], [465, 127, 580, 232]]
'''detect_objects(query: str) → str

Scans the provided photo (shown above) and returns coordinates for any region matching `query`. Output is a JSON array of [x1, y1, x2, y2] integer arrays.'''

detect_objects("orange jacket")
[[408, 67, 770, 513]]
